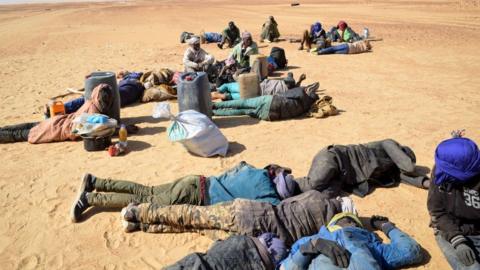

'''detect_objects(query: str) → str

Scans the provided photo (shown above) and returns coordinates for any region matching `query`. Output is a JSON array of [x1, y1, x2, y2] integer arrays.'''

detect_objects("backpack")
[[270, 47, 287, 69]]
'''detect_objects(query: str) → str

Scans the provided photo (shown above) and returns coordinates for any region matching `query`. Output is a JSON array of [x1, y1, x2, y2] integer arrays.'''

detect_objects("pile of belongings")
[[140, 68, 178, 102], [72, 113, 117, 138]]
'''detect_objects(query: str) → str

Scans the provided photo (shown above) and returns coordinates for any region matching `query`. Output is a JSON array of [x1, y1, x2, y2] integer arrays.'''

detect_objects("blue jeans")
[[64, 97, 85, 114], [212, 95, 273, 120], [318, 43, 349, 55], [436, 234, 480, 270]]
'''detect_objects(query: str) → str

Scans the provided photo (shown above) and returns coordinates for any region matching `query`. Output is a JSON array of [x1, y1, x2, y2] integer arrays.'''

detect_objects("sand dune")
[[0, 0, 479, 269]]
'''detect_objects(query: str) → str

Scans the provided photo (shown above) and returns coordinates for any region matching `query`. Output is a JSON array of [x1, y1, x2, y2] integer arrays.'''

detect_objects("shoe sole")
[[70, 173, 89, 223]]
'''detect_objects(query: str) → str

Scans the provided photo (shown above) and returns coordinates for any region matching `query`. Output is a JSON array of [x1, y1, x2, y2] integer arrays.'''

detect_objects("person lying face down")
[[183, 36, 215, 72], [296, 139, 430, 198], [212, 84, 320, 121], [165, 233, 288, 270], [211, 72, 308, 101], [70, 161, 297, 222], [280, 213, 423, 270], [0, 84, 113, 144], [316, 40, 371, 55], [120, 190, 356, 247], [428, 136, 480, 269]]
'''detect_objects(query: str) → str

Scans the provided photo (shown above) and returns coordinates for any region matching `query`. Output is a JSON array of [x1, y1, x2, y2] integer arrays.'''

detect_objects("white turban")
[[187, 36, 200, 45]]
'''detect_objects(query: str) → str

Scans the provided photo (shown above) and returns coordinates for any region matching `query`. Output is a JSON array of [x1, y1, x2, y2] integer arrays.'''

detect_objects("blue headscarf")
[[434, 137, 480, 185], [257, 233, 287, 266], [311, 22, 322, 37]]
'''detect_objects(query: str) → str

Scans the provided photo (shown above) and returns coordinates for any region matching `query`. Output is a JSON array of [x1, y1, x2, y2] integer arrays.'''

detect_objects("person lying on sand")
[[165, 233, 288, 270], [298, 21, 328, 52], [119, 190, 356, 247], [296, 139, 430, 198], [0, 84, 113, 144], [183, 36, 215, 73], [260, 16, 280, 43], [212, 84, 322, 121], [281, 213, 423, 270], [210, 72, 307, 101], [428, 135, 480, 269], [70, 162, 297, 222], [315, 40, 371, 55]]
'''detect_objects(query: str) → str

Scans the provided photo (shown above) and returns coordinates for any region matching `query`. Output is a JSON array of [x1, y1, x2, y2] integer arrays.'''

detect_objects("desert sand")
[[0, 0, 479, 269]]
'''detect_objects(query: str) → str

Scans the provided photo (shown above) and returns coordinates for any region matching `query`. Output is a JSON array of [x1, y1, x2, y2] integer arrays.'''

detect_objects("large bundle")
[[177, 72, 212, 118], [238, 73, 260, 99], [84, 71, 121, 122]]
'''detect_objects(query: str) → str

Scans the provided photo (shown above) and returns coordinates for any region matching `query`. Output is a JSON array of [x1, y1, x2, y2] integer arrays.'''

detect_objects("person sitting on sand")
[[260, 16, 280, 43], [296, 139, 430, 198], [70, 162, 298, 222], [230, 32, 259, 68], [212, 84, 319, 121], [0, 84, 113, 144], [166, 233, 289, 270], [119, 190, 357, 247], [328, 20, 362, 43], [299, 21, 327, 52], [281, 213, 423, 270], [211, 73, 307, 101], [183, 36, 215, 72], [316, 40, 371, 55], [217, 21, 241, 49], [428, 135, 480, 269]]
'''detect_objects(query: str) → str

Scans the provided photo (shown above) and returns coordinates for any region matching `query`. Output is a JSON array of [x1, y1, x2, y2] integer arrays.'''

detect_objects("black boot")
[[70, 191, 90, 223]]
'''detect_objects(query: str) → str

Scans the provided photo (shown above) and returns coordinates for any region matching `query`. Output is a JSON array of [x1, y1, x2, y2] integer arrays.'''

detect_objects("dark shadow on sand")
[[226, 141, 246, 157], [214, 116, 260, 129]]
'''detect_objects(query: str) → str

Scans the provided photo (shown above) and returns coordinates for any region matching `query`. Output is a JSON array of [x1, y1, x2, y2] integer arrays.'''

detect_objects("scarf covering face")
[[434, 137, 480, 185], [311, 22, 322, 37], [273, 172, 296, 199], [257, 233, 287, 266]]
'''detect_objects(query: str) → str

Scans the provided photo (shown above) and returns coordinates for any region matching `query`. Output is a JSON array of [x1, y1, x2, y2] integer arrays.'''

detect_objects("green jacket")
[[230, 42, 259, 68]]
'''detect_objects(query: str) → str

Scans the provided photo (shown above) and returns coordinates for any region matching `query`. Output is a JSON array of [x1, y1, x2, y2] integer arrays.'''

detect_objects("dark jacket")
[[234, 190, 341, 246], [269, 87, 318, 120], [427, 175, 480, 242], [164, 235, 272, 270], [296, 139, 423, 197]]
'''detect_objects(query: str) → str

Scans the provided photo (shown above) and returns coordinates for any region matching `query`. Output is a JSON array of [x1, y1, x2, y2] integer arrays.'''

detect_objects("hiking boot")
[[122, 220, 141, 233], [70, 191, 90, 223], [121, 203, 140, 222]]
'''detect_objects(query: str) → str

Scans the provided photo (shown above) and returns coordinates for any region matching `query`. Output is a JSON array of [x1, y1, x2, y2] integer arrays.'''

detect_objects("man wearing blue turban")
[[428, 136, 480, 269]]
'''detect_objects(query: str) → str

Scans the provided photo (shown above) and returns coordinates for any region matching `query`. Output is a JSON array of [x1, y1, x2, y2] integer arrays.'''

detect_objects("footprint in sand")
[[103, 231, 125, 250], [17, 254, 40, 270]]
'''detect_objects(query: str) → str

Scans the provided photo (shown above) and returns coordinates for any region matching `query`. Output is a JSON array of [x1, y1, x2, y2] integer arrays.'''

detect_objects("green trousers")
[[213, 95, 273, 120], [86, 175, 202, 208]]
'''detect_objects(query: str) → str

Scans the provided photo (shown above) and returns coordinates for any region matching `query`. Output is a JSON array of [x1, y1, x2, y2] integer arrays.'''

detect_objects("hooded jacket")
[[296, 139, 424, 197], [268, 87, 318, 121]]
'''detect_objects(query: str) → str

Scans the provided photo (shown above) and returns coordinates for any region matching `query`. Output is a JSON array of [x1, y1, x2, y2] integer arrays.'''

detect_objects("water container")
[[49, 100, 65, 116], [249, 54, 269, 79], [177, 72, 212, 118], [84, 71, 121, 122], [238, 73, 260, 99]]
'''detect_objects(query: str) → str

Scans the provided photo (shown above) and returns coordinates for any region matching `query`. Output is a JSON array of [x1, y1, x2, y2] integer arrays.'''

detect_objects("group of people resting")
[[69, 135, 480, 269]]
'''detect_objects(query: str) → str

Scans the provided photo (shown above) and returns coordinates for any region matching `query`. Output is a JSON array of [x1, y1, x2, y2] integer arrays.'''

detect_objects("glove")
[[370, 215, 389, 230], [455, 243, 477, 266], [300, 238, 350, 268]]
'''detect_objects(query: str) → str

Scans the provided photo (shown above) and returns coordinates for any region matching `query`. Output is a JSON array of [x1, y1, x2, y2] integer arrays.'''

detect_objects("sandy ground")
[[0, 0, 479, 269]]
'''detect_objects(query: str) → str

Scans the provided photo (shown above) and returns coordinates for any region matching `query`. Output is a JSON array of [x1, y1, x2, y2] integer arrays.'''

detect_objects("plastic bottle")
[[363, 28, 370, 39], [119, 124, 128, 147]]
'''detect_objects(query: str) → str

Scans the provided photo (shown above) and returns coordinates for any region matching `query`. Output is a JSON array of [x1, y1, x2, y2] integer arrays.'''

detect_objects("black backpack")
[[270, 47, 287, 69]]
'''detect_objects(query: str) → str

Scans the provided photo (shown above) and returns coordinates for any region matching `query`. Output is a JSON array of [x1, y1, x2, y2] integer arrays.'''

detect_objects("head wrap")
[[273, 173, 297, 199], [327, 212, 363, 232], [434, 137, 480, 185], [312, 21, 322, 34], [257, 233, 287, 266], [338, 20, 347, 31], [187, 36, 200, 45], [242, 31, 252, 39]]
